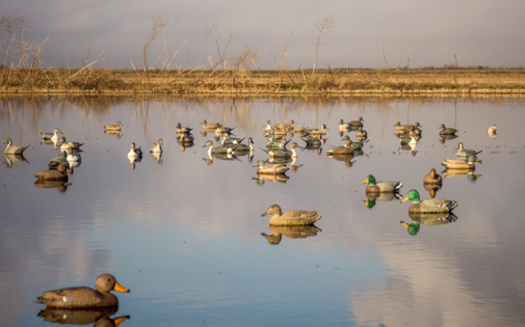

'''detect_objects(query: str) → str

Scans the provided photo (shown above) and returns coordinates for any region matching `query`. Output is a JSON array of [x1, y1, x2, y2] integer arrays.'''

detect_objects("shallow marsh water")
[[1, 96, 525, 326]]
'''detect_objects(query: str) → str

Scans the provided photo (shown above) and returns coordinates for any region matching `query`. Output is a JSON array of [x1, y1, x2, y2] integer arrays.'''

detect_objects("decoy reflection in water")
[[38, 306, 130, 326], [362, 174, 402, 193], [3, 138, 29, 155], [442, 155, 482, 170], [104, 121, 123, 132], [401, 189, 458, 214], [35, 163, 71, 182], [261, 224, 322, 245], [442, 169, 482, 181], [59, 137, 84, 152], [37, 273, 130, 309], [487, 124, 497, 139], [356, 126, 368, 141], [4, 153, 28, 168], [34, 180, 72, 193], [261, 204, 321, 226], [252, 173, 289, 185], [262, 142, 299, 159], [401, 212, 458, 235], [455, 142, 482, 159], [127, 142, 143, 158], [302, 135, 323, 150], [362, 192, 402, 208]]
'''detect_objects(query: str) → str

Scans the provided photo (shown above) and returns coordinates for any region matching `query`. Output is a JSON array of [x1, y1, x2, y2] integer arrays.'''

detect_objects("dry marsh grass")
[[1, 67, 524, 98]]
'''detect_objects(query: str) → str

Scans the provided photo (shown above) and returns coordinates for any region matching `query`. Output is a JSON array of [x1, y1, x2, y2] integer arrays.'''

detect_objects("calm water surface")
[[1, 96, 524, 327]]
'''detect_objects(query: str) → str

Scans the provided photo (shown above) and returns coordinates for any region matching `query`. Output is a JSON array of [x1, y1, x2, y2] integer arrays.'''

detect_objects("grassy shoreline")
[[1, 68, 524, 97]]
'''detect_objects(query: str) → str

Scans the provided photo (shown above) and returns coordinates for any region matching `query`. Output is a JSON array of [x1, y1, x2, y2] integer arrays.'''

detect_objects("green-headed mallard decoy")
[[252, 159, 289, 175], [455, 142, 482, 158], [4, 138, 29, 155], [200, 119, 222, 130], [48, 151, 68, 169], [401, 189, 458, 213], [127, 142, 143, 158], [103, 121, 122, 132], [37, 273, 129, 308], [439, 124, 458, 136], [41, 128, 63, 142], [424, 168, 442, 185], [304, 124, 328, 136], [176, 122, 192, 135], [150, 138, 163, 153], [442, 154, 482, 170], [35, 163, 71, 181], [487, 124, 497, 139], [362, 174, 402, 193], [261, 204, 321, 226], [263, 142, 299, 159]]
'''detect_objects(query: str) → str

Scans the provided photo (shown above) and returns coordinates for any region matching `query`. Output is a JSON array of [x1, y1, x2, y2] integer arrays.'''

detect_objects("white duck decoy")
[[4, 138, 29, 155], [127, 142, 143, 158], [150, 138, 163, 153], [41, 128, 63, 142], [59, 137, 84, 152]]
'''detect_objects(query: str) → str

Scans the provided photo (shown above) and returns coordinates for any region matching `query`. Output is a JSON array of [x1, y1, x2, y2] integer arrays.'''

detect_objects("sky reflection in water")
[[0, 97, 524, 326]]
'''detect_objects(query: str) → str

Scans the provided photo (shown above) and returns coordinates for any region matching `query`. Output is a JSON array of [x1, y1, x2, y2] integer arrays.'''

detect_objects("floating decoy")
[[442, 155, 482, 170], [356, 126, 368, 140], [401, 189, 458, 213], [215, 126, 235, 134], [127, 142, 143, 158], [150, 138, 163, 153], [252, 159, 289, 175], [37, 273, 129, 308], [362, 174, 402, 193], [423, 168, 442, 185], [3, 138, 29, 155], [35, 163, 71, 181], [231, 137, 254, 155], [304, 124, 328, 136], [103, 121, 122, 131], [261, 204, 321, 226], [455, 142, 482, 158], [338, 119, 351, 131], [266, 135, 291, 149], [203, 140, 233, 156], [394, 121, 421, 135], [65, 148, 81, 164], [487, 124, 497, 139], [41, 128, 63, 142], [263, 142, 299, 159], [273, 119, 295, 132], [176, 123, 192, 135], [349, 116, 364, 128], [48, 151, 68, 169], [200, 120, 222, 130], [327, 139, 354, 156], [439, 124, 458, 136], [220, 133, 244, 146], [178, 134, 194, 146], [341, 135, 364, 150], [59, 137, 83, 152]]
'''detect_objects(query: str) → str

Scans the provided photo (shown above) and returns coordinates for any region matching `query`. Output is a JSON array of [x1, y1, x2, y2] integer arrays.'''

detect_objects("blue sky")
[[2, 0, 524, 69]]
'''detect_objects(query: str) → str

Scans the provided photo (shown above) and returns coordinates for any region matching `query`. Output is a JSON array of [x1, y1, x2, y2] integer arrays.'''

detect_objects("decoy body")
[[442, 155, 482, 170], [487, 124, 497, 139], [35, 163, 71, 181], [252, 160, 289, 175], [150, 138, 163, 153], [327, 139, 354, 156], [439, 124, 458, 136], [59, 137, 83, 152], [37, 273, 130, 308], [423, 168, 442, 185], [401, 189, 458, 213], [200, 120, 222, 130], [394, 122, 421, 135], [263, 142, 299, 158], [127, 142, 143, 158], [261, 204, 321, 226], [48, 151, 68, 169], [304, 124, 328, 136], [362, 174, 402, 193], [455, 142, 482, 158], [41, 128, 63, 142], [349, 116, 364, 128], [4, 138, 29, 155], [176, 123, 192, 135], [104, 121, 122, 131], [273, 120, 295, 132]]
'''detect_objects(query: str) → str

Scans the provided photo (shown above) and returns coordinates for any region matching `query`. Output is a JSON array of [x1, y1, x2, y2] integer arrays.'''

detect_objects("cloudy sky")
[[2, 0, 524, 69]]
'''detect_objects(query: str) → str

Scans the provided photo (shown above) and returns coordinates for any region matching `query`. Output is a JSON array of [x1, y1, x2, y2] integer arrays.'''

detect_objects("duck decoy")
[[261, 204, 321, 226], [220, 133, 244, 146], [341, 135, 365, 151], [65, 147, 81, 165], [326, 139, 354, 156], [487, 124, 497, 139], [401, 189, 458, 213], [394, 121, 421, 135], [203, 140, 233, 156], [273, 119, 295, 132], [266, 135, 291, 149], [215, 126, 235, 134], [302, 135, 324, 150], [362, 174, 402, 193], [349, 116, 364, 129], [304, 124, 328, 136], [231, 137, 254, 155], [439, 124, 458, 136], [3, 138, 29, 155], [103, 121, 122, 132], [263, 120, 273, 133], [356, 126, 368, 141], [442, 155, 482, 170], [252, 159, 289, 175], [37, 273, 130, 308], [338, 119, 351, 132], [176, 122, 192, 135], [59, 137, 83, 152], [423, 168, 443, 185], [41, 128, 63, 142], [48, 151, 68, 169], [35, 163, 71, 181], [150, 138, 163, 153], [127, 142, 143, 158], [262, 142, 299, 159], [455, 142, 482, 158], [200, 119, 222, 130]]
